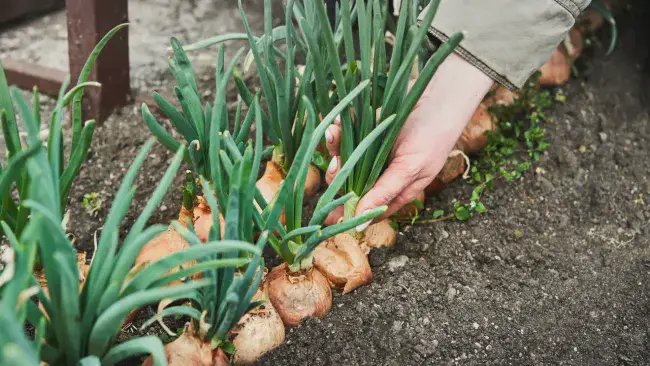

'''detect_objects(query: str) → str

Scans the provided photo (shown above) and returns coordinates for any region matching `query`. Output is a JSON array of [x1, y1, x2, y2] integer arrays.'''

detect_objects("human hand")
[[324, 53, 494, 227]]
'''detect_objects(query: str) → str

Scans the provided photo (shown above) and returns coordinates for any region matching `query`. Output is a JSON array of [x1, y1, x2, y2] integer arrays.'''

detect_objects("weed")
[[81, 192, 103, 217], [408, 76, 555, 224]]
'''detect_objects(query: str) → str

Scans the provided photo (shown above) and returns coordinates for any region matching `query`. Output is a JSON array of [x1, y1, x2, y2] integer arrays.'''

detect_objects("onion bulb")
[[142, 322, 215, 366], [486, 85, 518, 107], [191, 196, 226, 243], [455, 103, 496, 155], [426, 150, 469, 195], [362, 219, 397, 250], [576, 8, 605, 35], [35, 251, 90, 318], [393, 191, 425, 220], [313, 233, 372, 294], [256, 161, 285, 224], [303, 164, 322, 198], [564, 28, 584, 61], [265, 263, 332, 327], [230, 287, 285, 364], [538, 45, 571, 87]]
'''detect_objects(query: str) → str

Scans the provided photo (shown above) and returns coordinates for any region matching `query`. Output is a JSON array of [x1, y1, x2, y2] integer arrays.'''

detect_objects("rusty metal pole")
[[66, 0, 130, 123]]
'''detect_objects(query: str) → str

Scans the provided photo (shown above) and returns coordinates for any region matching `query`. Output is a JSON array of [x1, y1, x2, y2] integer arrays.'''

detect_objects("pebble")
[[537, 175, 555, 192], [388, 255, 409, 272], [391, 320, 404, 332], [447, 285, 458, 302], [472, 322, 480, 330], [559, 147, 579, 170], [599, 132, 608, 142]]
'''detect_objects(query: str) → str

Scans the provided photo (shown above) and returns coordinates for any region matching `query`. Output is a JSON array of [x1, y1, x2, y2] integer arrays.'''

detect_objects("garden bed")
[[2, 0, 649, 364]]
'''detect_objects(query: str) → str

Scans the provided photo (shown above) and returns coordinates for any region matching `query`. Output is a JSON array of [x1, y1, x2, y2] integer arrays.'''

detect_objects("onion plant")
[[0, 169, 40, 366], [141, 38, 279, 214], [0, 24, 127, 238], [216, 81, 392, 325], [298, 0, 463, 223], [180, 0, 356, 174], [139, 106, 276, 363], [3, 94, 259, 365]]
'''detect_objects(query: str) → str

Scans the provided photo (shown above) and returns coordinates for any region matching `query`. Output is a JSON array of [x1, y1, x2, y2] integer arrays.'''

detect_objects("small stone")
[[422, 317, 431, 326], [599, 132, 608, 142], [537, 176, 555, 192], [559, 147, 579, 169], [160, 205, 168, 212], [388, 255, 409, 272], [447, 285, 457, 302], [391, 320, 404, 332], [472, 322, 479, 330]]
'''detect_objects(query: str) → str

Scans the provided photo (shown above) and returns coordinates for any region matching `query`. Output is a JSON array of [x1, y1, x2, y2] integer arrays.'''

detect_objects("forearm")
[[405, 53, 493, 155]]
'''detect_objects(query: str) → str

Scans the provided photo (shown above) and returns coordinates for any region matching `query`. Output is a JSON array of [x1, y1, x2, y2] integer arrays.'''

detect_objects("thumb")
[[355, 161, 416, 228]]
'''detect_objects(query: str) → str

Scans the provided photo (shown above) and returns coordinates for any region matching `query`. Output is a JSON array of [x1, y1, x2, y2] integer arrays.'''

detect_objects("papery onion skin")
[[142, 322, 214, 366], [314, 233, 372, 294], [265, 263, 332, 327], [455, 103, 496, 155], [538, 46, 571, 87], [426, 152, 467, 195], [393, 191, 426, 220], [230, 288, 285, 365]]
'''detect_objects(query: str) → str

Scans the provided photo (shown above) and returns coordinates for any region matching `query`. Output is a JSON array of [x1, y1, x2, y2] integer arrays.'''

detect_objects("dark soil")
[[259, 4, 650, 366], [5, 0, 650, 365]]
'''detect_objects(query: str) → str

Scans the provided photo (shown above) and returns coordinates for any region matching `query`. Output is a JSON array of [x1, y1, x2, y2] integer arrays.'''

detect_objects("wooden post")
[[66, 0, 130, 123]]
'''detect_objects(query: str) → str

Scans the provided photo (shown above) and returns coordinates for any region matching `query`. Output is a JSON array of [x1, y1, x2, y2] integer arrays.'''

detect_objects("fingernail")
[[356, 210, 372, 232], [327, 157, 338, 173], [325, 128, 333, 143]]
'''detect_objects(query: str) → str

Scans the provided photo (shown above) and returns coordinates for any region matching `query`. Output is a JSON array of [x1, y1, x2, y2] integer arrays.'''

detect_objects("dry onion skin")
[[304, 164, 322, 198], [265, 263, 332, 327], [455, 103, 496, 155], [230, 288, 285, 364], [313, 233, 372, 294], [135, 204, 194, 268], [564, 28, 585, 61], [486, 85, 518, 107], [142, 322, 215, 366], [393, 191, 426, 220], [538, 45, 571, 87], [426, 150, 469, 195], [362, 219, 398, 250], [35, 251, 91, 318]]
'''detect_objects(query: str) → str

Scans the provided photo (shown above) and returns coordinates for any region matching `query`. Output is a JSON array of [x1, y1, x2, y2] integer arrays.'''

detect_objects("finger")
[[325, 155, 340, 185], [324, 206, 345, 226], [380, 180, 429, 220], [355, 160, 419, 230], [324, 124, 341, 157]]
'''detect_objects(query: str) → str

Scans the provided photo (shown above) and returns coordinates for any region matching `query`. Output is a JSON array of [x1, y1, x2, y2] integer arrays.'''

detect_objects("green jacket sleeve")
[[419, 0, 592, 89]]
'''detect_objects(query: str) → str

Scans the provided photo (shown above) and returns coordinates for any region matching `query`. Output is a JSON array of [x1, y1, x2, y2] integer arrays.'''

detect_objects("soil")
[[261, 3, 650, 365], [2, 0, 650, 365]]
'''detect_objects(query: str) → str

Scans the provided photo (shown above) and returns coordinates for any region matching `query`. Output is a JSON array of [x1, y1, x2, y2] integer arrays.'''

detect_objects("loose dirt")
[[2, 0, 649, 364]]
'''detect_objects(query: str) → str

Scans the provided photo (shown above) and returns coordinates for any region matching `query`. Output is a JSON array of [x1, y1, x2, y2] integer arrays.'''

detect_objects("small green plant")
[[403, 77, 553, 224], [81, 192, 103, 217]]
